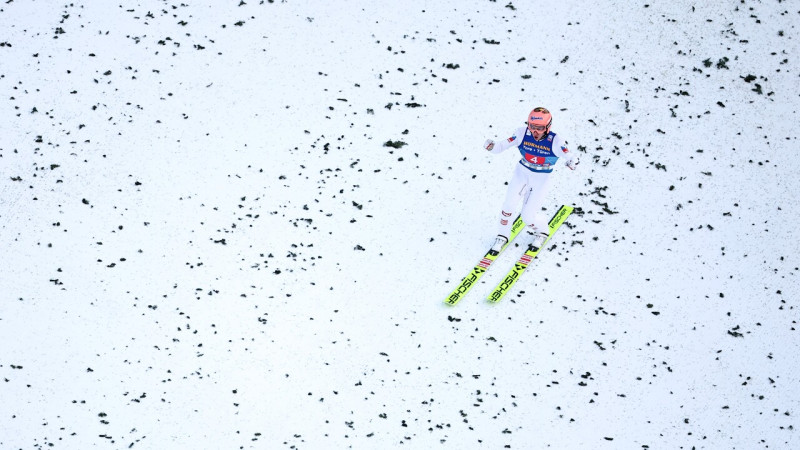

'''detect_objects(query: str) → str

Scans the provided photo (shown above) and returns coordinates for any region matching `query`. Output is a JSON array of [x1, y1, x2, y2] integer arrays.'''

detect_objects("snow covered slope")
[[1, 0, 798, 448]]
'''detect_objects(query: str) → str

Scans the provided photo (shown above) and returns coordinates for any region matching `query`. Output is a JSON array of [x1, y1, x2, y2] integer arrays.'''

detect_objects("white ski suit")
[[489, 126, 576, 238]]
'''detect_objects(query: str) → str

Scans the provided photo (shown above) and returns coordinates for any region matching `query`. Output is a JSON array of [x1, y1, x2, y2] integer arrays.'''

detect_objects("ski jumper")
[[490, 126, 571, 237]]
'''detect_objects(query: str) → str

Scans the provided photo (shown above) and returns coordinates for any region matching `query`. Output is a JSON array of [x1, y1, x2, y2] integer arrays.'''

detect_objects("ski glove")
[[484, 139, 495, 151], [565, 157, 579, 171]]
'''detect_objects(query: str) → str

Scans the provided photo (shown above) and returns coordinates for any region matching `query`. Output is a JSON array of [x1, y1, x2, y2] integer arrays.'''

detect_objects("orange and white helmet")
[[527, 107, 552, 140]]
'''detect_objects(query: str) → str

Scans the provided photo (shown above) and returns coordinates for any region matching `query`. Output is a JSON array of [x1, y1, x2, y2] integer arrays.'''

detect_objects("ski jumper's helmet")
[[527, 107, 552, 140]]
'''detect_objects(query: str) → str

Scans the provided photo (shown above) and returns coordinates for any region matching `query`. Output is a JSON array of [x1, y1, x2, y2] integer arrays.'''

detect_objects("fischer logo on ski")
[[487, 205, 573, 303], [444, 215, 525, 306]]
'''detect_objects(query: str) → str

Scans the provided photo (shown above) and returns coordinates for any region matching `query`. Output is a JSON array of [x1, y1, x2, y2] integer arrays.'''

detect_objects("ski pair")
[[443, 205, 573, 305], [443, 214, 526, 306]]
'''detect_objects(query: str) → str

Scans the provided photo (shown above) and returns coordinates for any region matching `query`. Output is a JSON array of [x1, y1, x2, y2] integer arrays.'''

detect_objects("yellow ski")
[[487, 205, 573, 303], [444, 215, 526, 306]]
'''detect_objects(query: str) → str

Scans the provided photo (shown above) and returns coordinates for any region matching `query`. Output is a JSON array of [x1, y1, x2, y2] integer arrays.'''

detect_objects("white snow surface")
[[1, 1, 798, 449]]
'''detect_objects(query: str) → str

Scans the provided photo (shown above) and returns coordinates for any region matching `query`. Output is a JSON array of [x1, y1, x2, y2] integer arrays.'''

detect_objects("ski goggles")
[[528, 123, 548, 131]]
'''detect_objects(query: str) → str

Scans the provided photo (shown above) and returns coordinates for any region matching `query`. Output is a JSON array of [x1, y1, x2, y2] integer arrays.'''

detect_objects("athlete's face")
[[528, 122, 547, 140]]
